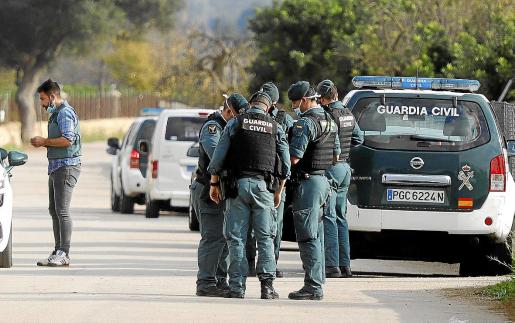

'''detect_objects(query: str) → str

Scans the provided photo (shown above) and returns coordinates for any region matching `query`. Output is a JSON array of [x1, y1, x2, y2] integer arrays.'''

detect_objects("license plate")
[[186, 165, 196, 172], [386, 188, 445, 204]]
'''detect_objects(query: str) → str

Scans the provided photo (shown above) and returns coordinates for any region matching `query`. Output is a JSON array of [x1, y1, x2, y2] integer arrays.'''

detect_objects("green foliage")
[[249, 0, 515, 101], [482, 277, 514, 302], [105, 40, 161, 92]]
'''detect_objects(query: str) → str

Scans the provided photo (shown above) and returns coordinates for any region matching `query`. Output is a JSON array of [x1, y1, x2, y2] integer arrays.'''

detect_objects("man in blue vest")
[[287, 81, 339, 300], [193, 93, 248, 297], [31, 79, 81, 267], [208, 91, 290, 299], [317, 80, 364, 278]]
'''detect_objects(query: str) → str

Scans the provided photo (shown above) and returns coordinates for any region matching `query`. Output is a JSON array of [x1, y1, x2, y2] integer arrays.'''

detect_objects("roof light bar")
[[352, 76, 480, 92], [140, 107, 163, 116]]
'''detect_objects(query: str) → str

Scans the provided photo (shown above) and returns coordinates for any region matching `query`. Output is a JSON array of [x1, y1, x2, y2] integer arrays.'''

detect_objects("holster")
[[220, 169, 238, 199]]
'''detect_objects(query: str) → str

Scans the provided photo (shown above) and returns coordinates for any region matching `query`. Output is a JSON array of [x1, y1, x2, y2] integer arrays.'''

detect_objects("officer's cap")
[[317, 79, 335, 98], [249, 90, 273, 107], [261, 82, 279, 104], [287, 81, 310, 101], [224, 93, 249, 114]]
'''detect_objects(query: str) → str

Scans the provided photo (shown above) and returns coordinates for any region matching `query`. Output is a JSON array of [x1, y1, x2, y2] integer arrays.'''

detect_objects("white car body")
[[146, 109, 213, 208], [0, 164, 12, 254], [111, 117, 158, 200]]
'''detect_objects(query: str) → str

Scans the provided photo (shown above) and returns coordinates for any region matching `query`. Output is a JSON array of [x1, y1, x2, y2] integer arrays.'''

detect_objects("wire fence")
[[0, 91, 161, 123]]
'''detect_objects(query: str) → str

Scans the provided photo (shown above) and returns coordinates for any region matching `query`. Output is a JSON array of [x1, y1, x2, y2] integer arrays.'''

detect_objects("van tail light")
[[152, 160, 159, 178], [489, 154, 506, 192], [130, 149, 140, 168]]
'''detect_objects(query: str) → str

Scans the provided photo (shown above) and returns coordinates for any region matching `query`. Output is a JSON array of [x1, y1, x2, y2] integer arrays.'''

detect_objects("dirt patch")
[[444, 281, 515, 321]]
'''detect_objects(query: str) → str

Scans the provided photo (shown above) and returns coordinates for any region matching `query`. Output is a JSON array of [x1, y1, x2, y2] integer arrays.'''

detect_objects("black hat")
[[224, 93, 249, 113], [317, 79, 335, 98], [249, 90, 273, 107], [261, 82, 279, 103], [287, 81, 310, 101]]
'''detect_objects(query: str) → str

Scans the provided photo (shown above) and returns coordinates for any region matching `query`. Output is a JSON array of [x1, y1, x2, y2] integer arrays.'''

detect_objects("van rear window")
[[353, 97, 490, 151], [165, 117, 204, 141]]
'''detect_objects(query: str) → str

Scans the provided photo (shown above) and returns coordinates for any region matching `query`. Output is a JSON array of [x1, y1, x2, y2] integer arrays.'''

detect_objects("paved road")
[[0, 142, 509, 322]]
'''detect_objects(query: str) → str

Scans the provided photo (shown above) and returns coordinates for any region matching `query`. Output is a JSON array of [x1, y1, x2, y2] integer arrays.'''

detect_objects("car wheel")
[[459, 232, 513, 276], [189, 195, 199, 231], [110, 177, 121, 212], [145, 195, 160, 218], [119, 184, 134, 214], [0, 224, 13, 268]]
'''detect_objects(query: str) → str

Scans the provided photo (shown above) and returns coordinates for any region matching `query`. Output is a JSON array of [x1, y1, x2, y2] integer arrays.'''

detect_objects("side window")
[[134, 120, 157, 149], [122, 124, 137, 148]]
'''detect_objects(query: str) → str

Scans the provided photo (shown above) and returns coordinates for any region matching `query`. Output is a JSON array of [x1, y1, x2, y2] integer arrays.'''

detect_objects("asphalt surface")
[[0, 142, 510, 322]]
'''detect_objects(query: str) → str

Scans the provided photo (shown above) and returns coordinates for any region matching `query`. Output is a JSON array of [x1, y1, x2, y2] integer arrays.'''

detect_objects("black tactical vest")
[[228, 111, 277, 175], [196, 112, 227, 184], [299, 110, 337, 173], [325, 102, 355, 161]]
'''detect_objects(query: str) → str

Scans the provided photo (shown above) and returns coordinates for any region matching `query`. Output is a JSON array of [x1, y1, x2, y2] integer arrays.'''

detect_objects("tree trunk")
[[15, 66, 45, 143]]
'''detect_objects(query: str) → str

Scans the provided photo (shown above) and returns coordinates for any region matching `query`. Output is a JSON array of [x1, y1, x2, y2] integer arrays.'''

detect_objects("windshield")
[[165, 117, 204, 141], [353, 97, 490, 151]]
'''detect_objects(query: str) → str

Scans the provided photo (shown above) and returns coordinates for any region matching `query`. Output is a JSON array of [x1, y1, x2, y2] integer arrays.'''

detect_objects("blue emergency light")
[[140, 107, 163, 116], [352, 76, 480, 92]]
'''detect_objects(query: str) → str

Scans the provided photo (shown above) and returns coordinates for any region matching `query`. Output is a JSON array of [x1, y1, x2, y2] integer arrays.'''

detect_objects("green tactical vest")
[[47, 105, 82, 160]]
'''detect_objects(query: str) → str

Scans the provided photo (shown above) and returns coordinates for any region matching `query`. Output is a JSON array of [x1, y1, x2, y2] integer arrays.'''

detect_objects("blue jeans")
[[323, 162, 351, 267], [224, 178, 276, 294], [292, 174, 330, 295]]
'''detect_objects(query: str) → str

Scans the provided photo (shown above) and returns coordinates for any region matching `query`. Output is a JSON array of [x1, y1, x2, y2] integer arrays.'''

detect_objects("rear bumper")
[[148, 187, 189, 208], [348, 192, 515, 242], [123, 170, 147, 196]]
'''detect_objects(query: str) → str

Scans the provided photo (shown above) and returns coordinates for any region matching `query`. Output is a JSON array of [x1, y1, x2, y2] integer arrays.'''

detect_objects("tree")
[[0, 0, 181, 142], [248, 0, 362, 98]]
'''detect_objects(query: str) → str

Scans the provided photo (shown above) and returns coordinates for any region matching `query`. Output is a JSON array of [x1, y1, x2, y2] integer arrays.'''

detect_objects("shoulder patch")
[[208, 124, 218, 134]]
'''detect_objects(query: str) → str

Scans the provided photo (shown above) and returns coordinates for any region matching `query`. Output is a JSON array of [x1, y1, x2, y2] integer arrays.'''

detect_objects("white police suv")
[[344, 76, 514, 276], [0, 148, 28, 268]]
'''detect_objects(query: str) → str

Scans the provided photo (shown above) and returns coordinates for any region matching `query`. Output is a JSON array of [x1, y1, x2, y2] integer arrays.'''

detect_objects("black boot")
[[288, 288, 323, 301], [275, 269, 284, 278], [260, 279, 279, 299], [224, 291, 245, 299], [325, 266, 342, 278], [196, 285, 228, 297], [216, 279, 230, 292], [340, 266, 353, 278]]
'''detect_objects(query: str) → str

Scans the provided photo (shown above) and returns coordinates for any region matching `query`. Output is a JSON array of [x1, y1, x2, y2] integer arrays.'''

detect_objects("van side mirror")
[[8, 151, 28, 167], [507, 140, 515, 156], [187, 145, 200, 158], [0, 148, 7, 161], [138, 140, 149, 154], [107, 137, 120, 149]]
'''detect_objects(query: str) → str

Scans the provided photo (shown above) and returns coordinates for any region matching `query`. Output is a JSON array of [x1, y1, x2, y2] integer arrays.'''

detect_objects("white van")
[[145, 109, 213, 218]]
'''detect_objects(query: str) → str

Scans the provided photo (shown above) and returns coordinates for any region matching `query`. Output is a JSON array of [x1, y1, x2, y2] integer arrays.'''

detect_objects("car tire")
[[145, 195, 160, 218], [110, 177, 121, 212], [119, 184, 134, 214], [189, 196, 199, 231], [459, 232, 513, 276], [0, 224, 13, 268]]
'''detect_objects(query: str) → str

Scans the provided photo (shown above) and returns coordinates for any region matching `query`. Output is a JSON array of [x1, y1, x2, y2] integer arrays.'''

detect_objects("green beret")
[[249, 90, 273, 107], [287, 81, 310, 101], [261, 82, 279, 103], [226, 93, 248, 113], [317, 79, 335, 98]]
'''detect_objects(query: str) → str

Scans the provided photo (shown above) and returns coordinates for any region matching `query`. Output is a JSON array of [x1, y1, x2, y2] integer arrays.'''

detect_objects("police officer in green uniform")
[[317, 80, 364, 278], [208, 91, 290, 299], [287, 81, 340, 300], [245, 82, 295, 278], [192, 93, 248, 297]]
